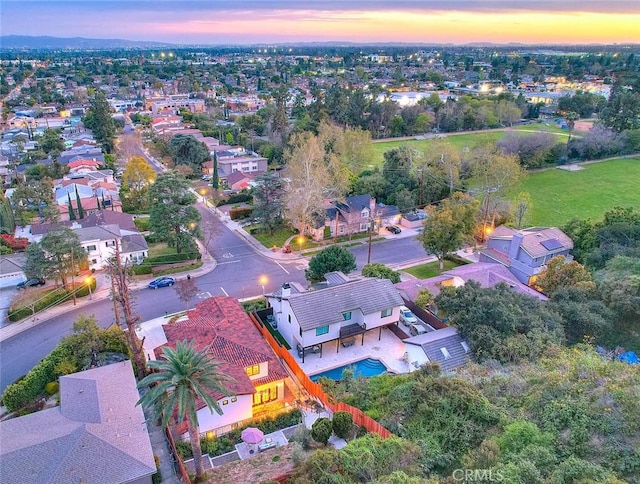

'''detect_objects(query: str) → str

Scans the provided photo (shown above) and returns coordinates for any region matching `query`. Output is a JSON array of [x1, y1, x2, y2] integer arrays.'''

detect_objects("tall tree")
[[148, 172, 200, 254], [67, 193, 76, 221], [420, 192, 479, 271], [136, 341, 234, 480], [252, 172, 285, 235], [169, 134, 210, 173], [83, 90, 116, 153], [75, 187, 84, 219], [25, 226, 87, 287], [211, 150, 219, 189], [11, 179, 58, 225], [38, 128, 65, 155], [122, 156, 156, 212]]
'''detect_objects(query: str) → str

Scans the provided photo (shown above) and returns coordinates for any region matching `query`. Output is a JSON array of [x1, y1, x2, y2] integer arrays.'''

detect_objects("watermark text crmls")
[[452, 469, 505, 482]]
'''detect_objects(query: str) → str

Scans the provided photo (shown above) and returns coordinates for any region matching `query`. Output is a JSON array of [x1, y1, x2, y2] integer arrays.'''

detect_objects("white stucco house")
[[266, 272, 405, 361]]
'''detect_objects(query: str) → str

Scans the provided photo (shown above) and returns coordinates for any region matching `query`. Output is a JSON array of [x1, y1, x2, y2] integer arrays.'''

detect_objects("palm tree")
[[137, 340, 234, 479]]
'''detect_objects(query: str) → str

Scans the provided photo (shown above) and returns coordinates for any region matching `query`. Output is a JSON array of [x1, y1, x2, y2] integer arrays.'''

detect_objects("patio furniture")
[[258, 437, 277, 452], [341, 337, 356, 348]]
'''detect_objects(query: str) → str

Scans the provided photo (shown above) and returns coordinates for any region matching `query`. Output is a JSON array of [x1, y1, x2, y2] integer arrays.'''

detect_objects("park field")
[[369, 125, 569, 170], [512, 157, 640, 227]]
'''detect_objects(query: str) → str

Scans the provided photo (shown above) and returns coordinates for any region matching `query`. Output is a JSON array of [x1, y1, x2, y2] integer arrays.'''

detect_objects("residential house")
[[395, 262, 548, 304], [0, 253, 26, 289], [403, 327, 472, 372], [310, 195, 400, 241], [479, 225, 573, 285], [145, 296, 290, 438], [0, 361, 156, 484], [267, 272, 404, 360]]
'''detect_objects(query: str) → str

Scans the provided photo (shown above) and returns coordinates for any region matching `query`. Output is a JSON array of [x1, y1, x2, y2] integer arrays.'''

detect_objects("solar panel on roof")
[[541, 238, 563, 250]]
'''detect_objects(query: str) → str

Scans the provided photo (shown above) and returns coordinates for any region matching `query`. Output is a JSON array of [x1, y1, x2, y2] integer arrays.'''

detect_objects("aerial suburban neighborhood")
[[1, 4, 639, 482]]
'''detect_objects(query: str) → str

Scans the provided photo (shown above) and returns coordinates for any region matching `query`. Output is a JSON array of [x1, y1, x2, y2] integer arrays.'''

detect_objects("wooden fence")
[[249, 313, 391, 439]]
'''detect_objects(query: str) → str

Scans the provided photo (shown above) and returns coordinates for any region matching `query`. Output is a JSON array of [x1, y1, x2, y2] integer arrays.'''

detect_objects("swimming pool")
[[310, 358, 389, 381]]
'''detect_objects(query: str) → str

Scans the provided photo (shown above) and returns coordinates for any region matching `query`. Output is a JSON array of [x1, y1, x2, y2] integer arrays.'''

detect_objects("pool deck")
[[290, 325, 411, 377]]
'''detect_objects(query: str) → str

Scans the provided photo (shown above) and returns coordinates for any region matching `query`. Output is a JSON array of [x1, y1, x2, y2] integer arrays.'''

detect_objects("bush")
[[147, 252, 200, 265], [134, 217, 151, 231], [201, 436, 234, 457], [175, 440, 193, 460], [0, 234, 28, 251], [332, 411, 354, 439], [311, 417, 333, 445], [44, 381, 59, 395], [290, 425, 312, 450], [226, 193, 253, 205], [133, 262, 153, 275], [229, 207, 253, 220]]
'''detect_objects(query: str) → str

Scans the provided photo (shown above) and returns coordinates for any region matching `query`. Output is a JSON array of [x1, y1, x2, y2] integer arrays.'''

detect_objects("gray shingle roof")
[[0, 361, 156, 484], [405, 327, 472, 372], [287, 277, 403, 331]]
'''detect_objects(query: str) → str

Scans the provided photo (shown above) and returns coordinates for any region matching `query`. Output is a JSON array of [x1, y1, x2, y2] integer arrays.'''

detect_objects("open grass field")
[[368, 126, 569, 171], [511, 157, 640, 227]]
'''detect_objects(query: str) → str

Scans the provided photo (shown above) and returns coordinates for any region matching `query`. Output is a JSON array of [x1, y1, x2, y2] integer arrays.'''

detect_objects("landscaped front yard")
[[403, 259, 462, 279], [510, 157, 640, 226]]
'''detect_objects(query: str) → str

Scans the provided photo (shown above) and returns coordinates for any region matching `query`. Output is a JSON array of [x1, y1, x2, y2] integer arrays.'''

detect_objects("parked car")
[[399, 306, 418, 326], [201, 175, 211, 181], [386, 225, 402, 234], [148, 277, 175, 289], [16, 278, 46, 289], [409, 323, 427, 337]]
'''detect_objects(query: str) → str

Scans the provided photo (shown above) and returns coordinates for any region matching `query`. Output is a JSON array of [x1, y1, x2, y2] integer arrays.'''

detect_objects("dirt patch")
[[203, 443, 304, 484]]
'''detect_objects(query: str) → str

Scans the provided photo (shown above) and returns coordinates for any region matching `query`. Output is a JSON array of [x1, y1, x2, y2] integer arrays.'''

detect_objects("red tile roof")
[[158, 297, 288, 409]]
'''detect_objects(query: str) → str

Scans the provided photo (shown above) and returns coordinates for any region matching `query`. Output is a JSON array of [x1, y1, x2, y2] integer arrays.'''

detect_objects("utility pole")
[[110, 273, 121, 327], [70, 248, 77, 306], [481, 187, 498, 243], [108, 239, 146, 377]]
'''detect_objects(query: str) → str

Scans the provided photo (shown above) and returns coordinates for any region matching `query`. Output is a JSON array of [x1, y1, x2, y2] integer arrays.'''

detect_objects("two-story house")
[[479, 225, 574, 285], [309, 195, 400, 241], [147, 297, 290, 438], [267, 272, 404, 361]]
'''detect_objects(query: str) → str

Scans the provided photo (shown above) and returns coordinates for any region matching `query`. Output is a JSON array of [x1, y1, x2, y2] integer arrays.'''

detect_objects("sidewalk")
[[0, 238, 218, 343]]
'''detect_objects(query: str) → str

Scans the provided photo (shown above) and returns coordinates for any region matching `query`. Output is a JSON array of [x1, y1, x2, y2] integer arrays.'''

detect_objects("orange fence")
[[165, 426, 192, 483], [250, 313, 391, 439]]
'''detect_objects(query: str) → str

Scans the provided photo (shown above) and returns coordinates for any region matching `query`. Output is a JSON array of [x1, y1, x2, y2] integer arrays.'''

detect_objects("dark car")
[[17, 278, 46, 289], [148, 276, 175, 289], [386, 225, 402, 234]]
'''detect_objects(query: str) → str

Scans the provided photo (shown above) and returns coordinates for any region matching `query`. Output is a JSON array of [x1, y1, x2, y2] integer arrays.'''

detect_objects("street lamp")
[[258, 275, 268, 295], [296, 235, 305, 252], [199, 188, 208, 206], [85, 277, 93, 300]]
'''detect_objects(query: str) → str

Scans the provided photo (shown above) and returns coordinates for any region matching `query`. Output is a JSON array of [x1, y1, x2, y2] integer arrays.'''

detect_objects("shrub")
[[133, 262, 153, 275], [175, 440, 193, 460], [290, 425, 312, 450], [147, 252, 200, 265], [44, 381, 59, 395], [0, 234, 28, 251], [229, 207, 253, 220], [134, 217, 151, 231], [201, 436, 234, 457], [226, 193, 253, 205], [8, 281, 96, 322], [290, 442, 306, 465], [311, 417, 333, 445], [332, 411, 354, 439]]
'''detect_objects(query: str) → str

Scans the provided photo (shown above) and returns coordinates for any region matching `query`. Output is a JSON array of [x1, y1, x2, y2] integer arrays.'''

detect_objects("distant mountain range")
[[0, 35, 175, 49]]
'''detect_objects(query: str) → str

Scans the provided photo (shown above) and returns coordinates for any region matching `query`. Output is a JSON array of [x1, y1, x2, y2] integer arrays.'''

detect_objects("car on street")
[[386, 225, 402, 234], [16, 278, 46, 289], [202, 175, 211, 181], [148, 277, 175, 289], [399, 305, 418, 326]]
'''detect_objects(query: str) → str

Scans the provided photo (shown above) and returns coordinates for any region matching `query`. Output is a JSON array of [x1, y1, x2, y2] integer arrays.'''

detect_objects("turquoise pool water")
[[310, 358, 388, 381]]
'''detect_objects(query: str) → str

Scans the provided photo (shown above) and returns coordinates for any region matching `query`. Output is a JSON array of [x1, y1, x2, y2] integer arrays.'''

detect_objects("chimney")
[[508, 233, 524, 260], [281, 283, 291, 297]]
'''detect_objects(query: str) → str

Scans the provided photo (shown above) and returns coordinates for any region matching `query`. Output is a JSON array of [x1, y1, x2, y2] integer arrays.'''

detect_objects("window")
[[299, 327, 302, 336], [105, 241, 115, 247], [342, 311, 352, 321], [222, 399, 228, 405], [231, 396, 237, 403], [461, 341, 470, 353], [86, 245, 97, 252], [253, 386, 278, 406], [288, 314, 291, 324], [440, 347, 451, 360], [245, 364, 260, 376], [381, 308, 392, 318], [316, 325, 329, 336]]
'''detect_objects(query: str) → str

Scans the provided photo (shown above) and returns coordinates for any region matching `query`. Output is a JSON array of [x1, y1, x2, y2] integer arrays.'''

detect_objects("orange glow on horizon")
[[151, 10, 640, 44]]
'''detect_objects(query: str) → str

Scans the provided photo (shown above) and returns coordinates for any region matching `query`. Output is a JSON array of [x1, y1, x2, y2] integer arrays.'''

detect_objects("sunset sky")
[[2, 1, 639, 45]]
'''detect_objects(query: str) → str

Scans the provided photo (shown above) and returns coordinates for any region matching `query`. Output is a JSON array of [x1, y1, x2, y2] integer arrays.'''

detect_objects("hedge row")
[[2, 326, 128, 412], [147, 251, 201, 264], [8, 279, 97, 322], [216, 193, 253, 206], [229, 207, 253, 220]]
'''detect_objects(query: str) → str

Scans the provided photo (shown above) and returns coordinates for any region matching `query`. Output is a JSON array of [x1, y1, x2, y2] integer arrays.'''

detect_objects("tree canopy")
[[169, 134, 210, 173], [306, 245, 357, 282], [121, 156, 156, 212], [83, 90, 116, 153]]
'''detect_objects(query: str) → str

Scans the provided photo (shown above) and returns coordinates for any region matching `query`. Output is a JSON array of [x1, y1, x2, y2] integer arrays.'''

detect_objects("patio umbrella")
[[241, 427, 264, 445]]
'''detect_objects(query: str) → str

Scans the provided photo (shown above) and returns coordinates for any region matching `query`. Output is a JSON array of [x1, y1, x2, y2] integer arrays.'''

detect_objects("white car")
[[399, 306, 417, 326]]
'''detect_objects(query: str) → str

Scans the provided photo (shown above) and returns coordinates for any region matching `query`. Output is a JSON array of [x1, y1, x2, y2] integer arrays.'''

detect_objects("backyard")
[[510, 157, 640, 226]]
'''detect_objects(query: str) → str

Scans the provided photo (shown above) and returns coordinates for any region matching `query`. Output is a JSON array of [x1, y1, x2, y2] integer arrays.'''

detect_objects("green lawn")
[[147, 242, 176, 258], [369, 128, 568, 172], [403, 259, 461, 279], [249, 227, 298, 248], [511, 158, 640, 227]]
